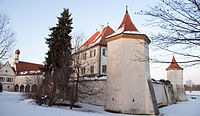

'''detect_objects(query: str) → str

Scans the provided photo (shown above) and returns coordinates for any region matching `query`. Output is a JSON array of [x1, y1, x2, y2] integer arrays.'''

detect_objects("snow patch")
[[106, 27, 144, 39]]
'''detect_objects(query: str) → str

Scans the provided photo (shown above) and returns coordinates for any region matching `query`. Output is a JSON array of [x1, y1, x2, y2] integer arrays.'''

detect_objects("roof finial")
[[107, 22, 109, 26], [126, 5, 128, 13]]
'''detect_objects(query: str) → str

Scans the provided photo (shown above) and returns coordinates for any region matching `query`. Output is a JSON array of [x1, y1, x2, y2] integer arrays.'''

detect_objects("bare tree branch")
[[138, 0, 200, 66], [0, 14, 15, 61]]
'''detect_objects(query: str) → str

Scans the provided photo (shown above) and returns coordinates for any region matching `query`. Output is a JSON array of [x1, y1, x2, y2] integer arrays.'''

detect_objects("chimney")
[[100, 25, 104, 34]]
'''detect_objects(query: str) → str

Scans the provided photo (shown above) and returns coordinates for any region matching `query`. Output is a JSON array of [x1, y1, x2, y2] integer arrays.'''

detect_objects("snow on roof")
[[78, 26, 114, 51], [106, 11, 144, 39], [166, 56, 183, 70], [117, 12, 138, 32], [15, 61, 43, 76], [106, 29, 144, 38]]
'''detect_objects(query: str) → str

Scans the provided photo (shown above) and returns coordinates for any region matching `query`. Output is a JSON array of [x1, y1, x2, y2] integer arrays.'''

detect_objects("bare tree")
[[140, 0, 200, 66], [25, 75, 43, 88], [25, 75, 45, 103], [72, 33, 85, 102], [0, 14, 15, 61]]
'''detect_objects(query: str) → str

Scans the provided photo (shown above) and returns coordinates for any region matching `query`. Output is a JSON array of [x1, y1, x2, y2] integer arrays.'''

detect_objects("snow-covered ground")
[[159, 91, 200, 116], [0, 91, 200, 116]]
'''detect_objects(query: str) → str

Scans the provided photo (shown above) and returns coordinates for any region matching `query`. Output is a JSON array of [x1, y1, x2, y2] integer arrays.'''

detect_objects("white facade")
[[153, 83, 175, 106], [167, 69, 187, 101], [0, 49, 44, 92], [106, 34, 159, 115], [79, 80, 175, 108], [0, 62, 15, 91], [73, 45, 108, 77], [14, 75, 43, 92]]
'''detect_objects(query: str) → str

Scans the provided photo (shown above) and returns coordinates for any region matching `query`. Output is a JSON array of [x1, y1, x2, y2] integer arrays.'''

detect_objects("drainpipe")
[[99, 45, 101, 77]]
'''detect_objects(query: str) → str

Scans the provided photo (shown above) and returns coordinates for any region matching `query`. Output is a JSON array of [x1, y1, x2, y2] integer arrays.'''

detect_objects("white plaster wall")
[[0, 62, 15, 91], [15, 75, 43, 85], [77, 79, 175, 109], [78, 80, 106, 106], [74, 46, 100, 76], [167, 70, 183, 86], [14, 75, 43, 92], [164, 84, 176, 105], [153, 83, 176, 107], [106, 38, 123, 112], [106, 37, 156, 114], [2, 81, 14, 91], [167, 70, 187, 101], [100, 46, 107, 75], [153, 83, 163, 105]]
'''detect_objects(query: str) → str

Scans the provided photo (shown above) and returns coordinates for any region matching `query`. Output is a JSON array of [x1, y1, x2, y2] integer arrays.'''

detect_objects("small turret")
[[166, 56, 187, 101], [15, 49, 20, 55], [14, 49, 20, 65], [105, 7, 159, 115]]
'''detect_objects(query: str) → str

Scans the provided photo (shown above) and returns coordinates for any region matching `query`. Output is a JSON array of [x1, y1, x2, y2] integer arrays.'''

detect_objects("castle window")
[[94, 49, 96, 57], [102, 65, 107, 73], [0, 77, 5, 82], [6, 77, 13, 82], [81, 67, 86, 75], [90, 65, 94, 74], [82, 52, 87, 60], [103, 49, 107, 56], [90, 51, 93, 57]]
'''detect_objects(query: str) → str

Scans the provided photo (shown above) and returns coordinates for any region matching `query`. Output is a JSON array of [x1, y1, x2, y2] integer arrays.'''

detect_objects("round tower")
[[166, 56, 187, 101], [105, 8, 159, 115]]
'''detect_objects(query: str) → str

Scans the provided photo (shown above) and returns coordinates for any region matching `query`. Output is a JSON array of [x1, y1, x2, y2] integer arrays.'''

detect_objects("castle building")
[[72, 8, 186, 115], [72, 25, 114, 77], [105, 9, 159, 115], [0, 50, 43, 92], [0, 7, 188, 115], [166, 56, 187, 101], [0, 62, 15, 91]]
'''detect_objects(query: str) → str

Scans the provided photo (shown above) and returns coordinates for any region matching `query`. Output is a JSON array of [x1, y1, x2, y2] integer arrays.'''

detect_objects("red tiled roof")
[[16, 61, 43, 75], [79, 26, 114, 50], [106, 10, 146, 40], [166, 56, 183, 70], [118, 12, 138, 32]]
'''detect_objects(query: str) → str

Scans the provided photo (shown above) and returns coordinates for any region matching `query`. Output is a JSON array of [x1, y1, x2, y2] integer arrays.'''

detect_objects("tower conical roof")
[[118, 12, 138, 32], [166, 56, 183, 70], [106, 8, 145, 39]]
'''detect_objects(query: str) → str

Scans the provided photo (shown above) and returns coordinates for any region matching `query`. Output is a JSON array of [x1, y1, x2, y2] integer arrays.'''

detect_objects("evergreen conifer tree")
[[42, 8, 73, 106]]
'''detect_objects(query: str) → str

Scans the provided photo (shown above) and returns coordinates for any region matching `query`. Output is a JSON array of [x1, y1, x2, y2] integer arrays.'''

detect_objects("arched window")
[[25, 84, 30, 92], [31, 84, 37, 92], [14, 84, 19, 92], [20, 85, 24, 92]]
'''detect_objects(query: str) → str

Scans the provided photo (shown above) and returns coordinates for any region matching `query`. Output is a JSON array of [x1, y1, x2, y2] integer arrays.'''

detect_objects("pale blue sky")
[[0, 0, 199, 84]]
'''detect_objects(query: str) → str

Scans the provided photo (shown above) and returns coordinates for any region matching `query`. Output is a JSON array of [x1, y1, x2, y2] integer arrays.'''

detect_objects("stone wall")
[[78, 79, 176, 107], [77, 79, 106, 106], [153, 83, 176, 107]]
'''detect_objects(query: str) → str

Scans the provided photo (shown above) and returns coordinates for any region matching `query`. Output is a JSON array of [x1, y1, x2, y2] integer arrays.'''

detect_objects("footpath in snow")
[[0, 91, 200, 116]]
